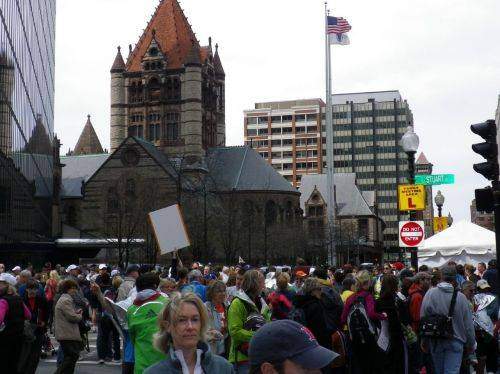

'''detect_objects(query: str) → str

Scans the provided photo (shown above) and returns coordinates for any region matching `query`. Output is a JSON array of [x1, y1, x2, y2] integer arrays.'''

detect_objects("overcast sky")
[[55, 0, 500, 223]]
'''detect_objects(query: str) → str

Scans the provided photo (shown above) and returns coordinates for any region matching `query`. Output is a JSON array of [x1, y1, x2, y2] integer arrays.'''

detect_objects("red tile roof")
[[126, 0, 202, 72]]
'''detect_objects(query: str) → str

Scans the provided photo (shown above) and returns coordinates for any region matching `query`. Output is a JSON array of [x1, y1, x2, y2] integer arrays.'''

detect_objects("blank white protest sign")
[[148, 204, 190, 254]]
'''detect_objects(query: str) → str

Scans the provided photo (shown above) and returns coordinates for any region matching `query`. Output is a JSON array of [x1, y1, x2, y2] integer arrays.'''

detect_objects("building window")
[[148, 124, 160, 141], [265, 200, 278, 226], [295, 114, 306, 122], [107, 187, 119, 213], [126, 179, 136, 196], [247, 129, 257, 136], [163, 113, 180, 141], [148, 77, 161, 100]]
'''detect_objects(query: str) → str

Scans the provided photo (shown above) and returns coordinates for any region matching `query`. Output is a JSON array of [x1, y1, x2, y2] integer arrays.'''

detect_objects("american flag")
[[327, 16, 351, 35]]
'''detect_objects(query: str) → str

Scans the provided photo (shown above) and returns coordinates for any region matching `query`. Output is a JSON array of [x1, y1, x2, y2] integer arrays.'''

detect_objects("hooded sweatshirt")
[[420, 282, 475, 348]]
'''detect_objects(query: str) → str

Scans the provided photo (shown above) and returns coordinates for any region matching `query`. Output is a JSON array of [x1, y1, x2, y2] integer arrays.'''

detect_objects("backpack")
[[419, 289, 457, 339], [320, 287, 343, 333], [347, 296, 377, 344]]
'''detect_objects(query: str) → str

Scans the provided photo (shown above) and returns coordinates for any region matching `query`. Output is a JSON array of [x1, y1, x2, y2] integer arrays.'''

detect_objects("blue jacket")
[[180, 281, 206, 302], [144, 342, 234, 374]]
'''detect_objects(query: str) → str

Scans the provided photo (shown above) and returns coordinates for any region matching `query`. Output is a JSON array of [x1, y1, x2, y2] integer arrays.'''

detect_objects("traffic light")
[[471, 119, 498, 181]]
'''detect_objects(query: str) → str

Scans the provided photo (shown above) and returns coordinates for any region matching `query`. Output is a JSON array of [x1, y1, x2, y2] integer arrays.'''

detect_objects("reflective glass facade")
[[0, 0, 56, 243]]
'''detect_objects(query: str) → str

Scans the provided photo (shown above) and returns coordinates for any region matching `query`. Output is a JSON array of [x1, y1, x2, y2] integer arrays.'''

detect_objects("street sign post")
[[433, 217, 448, 233], [415, 174, 455, 186], [398, 184, 426, 211], [399, 221, 425, 248]]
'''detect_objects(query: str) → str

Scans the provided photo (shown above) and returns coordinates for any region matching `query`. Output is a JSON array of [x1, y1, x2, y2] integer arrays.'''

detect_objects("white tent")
[[418, 220, 496, 268]]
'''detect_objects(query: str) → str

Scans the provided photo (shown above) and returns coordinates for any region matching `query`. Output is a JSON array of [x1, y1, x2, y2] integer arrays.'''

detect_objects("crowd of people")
[[0, 257, 498, 374]]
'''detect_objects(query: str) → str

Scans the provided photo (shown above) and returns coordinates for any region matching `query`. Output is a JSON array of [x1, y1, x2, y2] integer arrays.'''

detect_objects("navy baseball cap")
[[249, 320, 338, 369]]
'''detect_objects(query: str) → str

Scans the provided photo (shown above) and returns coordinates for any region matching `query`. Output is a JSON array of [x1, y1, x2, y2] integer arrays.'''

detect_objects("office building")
[[243, 99, 325, 186], [245, 91, 414, 252], [330, 90, 413, 252], [0, 1, 56, 244]]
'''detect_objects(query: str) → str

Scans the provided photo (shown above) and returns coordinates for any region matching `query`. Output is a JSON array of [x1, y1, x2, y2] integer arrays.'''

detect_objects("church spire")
[[110, 46, 126, 73], [213, 43, 225, 77], [73, 115, 104, 155]]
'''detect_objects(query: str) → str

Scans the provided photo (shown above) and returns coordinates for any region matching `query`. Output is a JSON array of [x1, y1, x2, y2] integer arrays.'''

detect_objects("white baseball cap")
[[0, 273, 17, 286], [66, 264, 78, 272], [11, 266, 21, 272], [98, 264, 107, 270], [111, 269, 120, 277]]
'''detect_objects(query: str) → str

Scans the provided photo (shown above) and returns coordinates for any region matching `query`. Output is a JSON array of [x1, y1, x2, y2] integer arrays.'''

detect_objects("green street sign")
[[415, 174, 455, 186]]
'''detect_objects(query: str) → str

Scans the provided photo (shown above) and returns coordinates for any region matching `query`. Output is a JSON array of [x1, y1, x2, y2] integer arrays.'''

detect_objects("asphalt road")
[[36, 331, 121, 374]]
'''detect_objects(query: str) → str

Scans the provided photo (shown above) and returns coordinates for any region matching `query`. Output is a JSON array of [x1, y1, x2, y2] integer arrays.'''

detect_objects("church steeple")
[[213, 44, 225, 77], [73, 115, 104, 155], [126, 0, 201, 72], [110, 46, 126, 73]]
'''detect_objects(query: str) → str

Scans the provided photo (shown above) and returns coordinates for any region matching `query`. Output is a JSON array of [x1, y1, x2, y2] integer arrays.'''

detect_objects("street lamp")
[[447, 212, 454, 227], [434, 190, 445, 217], [401, 125, 420, 269], [401, 126, 420, 183]]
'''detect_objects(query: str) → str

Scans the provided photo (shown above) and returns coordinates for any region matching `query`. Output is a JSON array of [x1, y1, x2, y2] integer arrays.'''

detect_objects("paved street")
[[36, 331, 121, 374]]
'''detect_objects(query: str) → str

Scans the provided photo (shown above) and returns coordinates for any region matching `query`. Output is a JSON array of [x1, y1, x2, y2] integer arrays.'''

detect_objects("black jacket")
[[293, 294, 331, 349]]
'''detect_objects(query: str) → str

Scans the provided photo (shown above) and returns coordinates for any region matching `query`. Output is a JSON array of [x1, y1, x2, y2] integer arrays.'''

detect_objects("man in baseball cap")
[[249, 320, 338, 373]]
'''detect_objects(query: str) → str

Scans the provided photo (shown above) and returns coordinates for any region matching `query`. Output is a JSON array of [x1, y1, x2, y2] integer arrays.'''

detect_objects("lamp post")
[[447, 212, 454, 227], [434, 190, 445, 217], [401, 125, 420, 269]]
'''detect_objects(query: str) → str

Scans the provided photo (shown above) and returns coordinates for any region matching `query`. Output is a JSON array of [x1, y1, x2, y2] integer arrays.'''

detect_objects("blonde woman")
[[45, 270, 60, 332], [145, 292, 233, 373]]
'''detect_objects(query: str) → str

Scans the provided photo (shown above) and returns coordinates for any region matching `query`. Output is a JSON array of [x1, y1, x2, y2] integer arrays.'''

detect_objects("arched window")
[[285, 201, 293, 222], [265, 200, 277, 226], [126, 179, 136, 196], [107, 187, 119, 213]]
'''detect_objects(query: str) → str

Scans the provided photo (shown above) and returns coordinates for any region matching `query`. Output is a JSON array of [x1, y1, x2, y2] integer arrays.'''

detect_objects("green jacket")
[[127, 293, 169, 374], [227, 290, 271, 364]]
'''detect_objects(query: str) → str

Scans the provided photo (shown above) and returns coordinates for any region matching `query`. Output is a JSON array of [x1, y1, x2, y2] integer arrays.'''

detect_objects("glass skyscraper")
[[0, 1, 56, 243]]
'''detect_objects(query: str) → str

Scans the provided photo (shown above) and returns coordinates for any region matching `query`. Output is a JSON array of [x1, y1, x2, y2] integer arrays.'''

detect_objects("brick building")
[[60, 0, 301, 264]]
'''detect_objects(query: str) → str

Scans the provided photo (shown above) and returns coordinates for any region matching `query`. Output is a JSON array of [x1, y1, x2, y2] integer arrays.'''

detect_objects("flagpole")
[[324, 2, 336, 266]]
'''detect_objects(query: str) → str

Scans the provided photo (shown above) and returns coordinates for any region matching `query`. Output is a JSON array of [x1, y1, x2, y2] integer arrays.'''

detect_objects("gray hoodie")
[[420, 282, 475, 348]]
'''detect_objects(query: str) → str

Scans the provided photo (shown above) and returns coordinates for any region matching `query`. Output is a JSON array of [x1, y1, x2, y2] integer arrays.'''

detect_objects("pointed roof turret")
[[110, 46, 126, 73], [213, 43, 225, 77], [184, 41, 201, 66], [73, 115, 104, 156], [126, 0, 203, 72], [416, 152, 432, 165]]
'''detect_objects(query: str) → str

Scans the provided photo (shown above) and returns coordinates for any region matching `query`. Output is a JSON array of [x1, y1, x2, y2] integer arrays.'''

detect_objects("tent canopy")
[[418, 220, 495, 267]]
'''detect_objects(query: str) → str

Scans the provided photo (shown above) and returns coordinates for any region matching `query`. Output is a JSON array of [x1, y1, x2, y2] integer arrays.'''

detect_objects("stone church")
[[60, 0, 303, 265]]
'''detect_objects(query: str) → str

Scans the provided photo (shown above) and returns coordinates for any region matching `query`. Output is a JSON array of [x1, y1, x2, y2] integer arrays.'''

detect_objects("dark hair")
[[136, 272, 160, 292], [418, 265, 429, 272], [342, 277, 355, 293], [60, 279, 78, 293], [456, 264, 465, 276], [380, 274, 399, 299], [312, 267, 328, 280], [100, 272, 111, 286], [177, 267, 189, 280], [333, 269, 344, 284], [488, 259, 496, 269], [431, 270, 441, 287]]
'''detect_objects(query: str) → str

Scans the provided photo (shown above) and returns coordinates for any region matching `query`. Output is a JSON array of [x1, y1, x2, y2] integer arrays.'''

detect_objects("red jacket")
[[408, 283, 425, 333]]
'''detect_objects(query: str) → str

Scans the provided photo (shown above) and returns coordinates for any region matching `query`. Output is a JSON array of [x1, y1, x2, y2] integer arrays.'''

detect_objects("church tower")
[[109, 0, 225, 159]]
